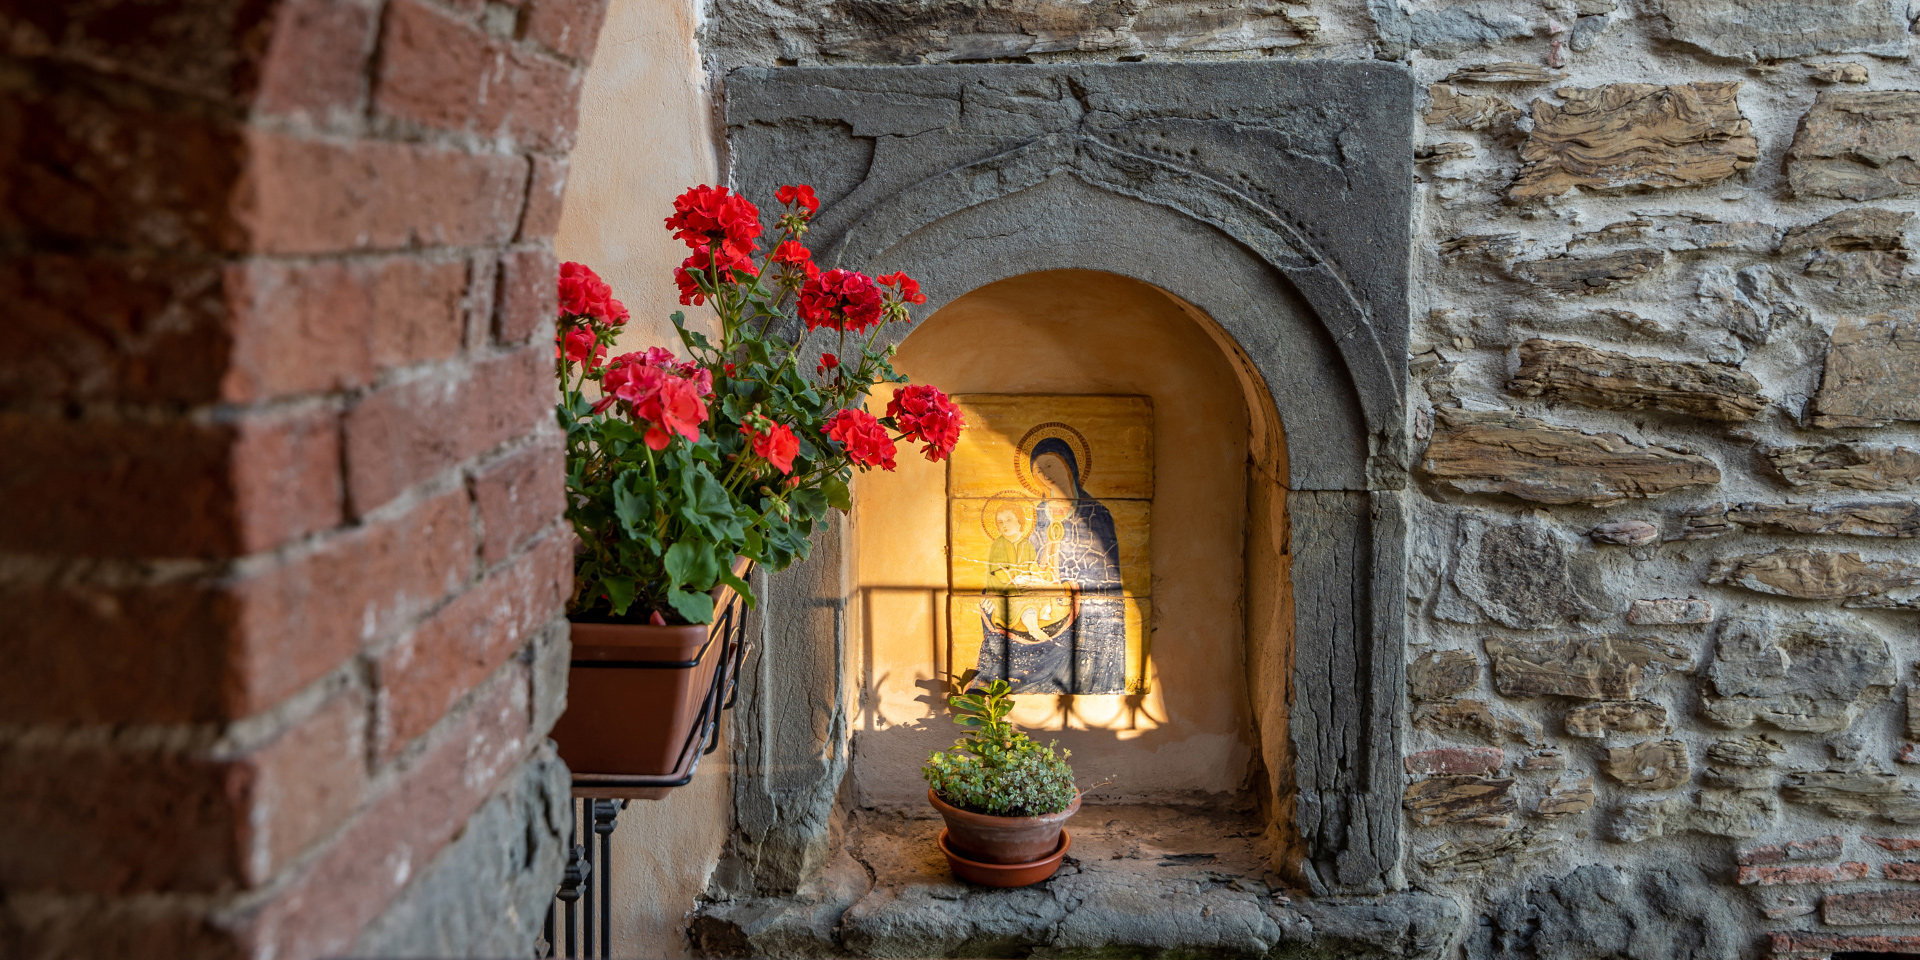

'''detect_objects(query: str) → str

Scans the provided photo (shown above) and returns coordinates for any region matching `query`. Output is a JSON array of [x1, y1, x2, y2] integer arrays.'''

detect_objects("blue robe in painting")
[[973, 438, 1127, 694]]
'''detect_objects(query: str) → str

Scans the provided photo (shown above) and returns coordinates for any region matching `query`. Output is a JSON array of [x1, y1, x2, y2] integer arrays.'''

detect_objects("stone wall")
[[699, 0, 1920, 955], [0, 1, 608, 956]]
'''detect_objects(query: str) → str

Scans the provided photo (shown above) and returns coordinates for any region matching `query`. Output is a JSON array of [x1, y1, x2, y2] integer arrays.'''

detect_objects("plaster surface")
[[850, 269, 1259, 808]]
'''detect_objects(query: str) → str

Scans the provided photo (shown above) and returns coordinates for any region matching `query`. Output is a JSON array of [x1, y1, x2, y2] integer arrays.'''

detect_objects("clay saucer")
[[938, 828, 1071, 887]]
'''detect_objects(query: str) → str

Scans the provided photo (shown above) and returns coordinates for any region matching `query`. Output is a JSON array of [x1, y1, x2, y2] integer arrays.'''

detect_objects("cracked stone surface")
[[693, 806, 1464, 958], [1702, 619, 1895, 732]]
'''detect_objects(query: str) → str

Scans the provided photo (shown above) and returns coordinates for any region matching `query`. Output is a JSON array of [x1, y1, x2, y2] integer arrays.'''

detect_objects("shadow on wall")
[[847, 269, 1292, 813]]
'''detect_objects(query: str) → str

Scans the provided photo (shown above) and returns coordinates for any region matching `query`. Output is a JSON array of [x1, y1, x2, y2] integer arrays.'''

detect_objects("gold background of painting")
[[948, 498, 1151, 595], [945, 394, 1153, 696], [947, 594, 1151, 696], [948, 395, 1154, 500]]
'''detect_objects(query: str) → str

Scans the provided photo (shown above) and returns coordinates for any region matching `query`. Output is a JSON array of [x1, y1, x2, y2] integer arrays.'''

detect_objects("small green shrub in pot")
[[923, 680, 1076, 818]]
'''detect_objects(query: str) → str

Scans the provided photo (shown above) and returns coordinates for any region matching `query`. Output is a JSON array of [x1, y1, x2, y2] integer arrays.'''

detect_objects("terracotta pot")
[[550, 565, 748, 788], [928, 788, 1081, 865], [939, 828, 1071, 887], [549, 618, 722, 780]]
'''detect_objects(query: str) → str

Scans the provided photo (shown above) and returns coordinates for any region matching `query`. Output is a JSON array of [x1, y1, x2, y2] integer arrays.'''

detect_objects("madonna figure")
[[973, 435, 1127, 694]]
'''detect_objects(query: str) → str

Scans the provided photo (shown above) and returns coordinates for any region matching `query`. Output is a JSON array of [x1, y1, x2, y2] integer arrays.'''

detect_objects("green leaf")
[[822, 476, 851, 512], [664, 540, 722, 591], [603, 576, 637, 616], [667, 586, 715, 624]]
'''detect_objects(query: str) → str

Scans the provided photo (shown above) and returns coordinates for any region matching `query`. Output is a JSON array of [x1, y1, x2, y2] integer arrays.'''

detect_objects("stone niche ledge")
[[691, 806, 1462, 959]]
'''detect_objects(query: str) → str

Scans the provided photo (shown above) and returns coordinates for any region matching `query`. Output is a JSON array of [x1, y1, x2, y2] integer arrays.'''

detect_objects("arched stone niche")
[[717, 62, 1413, 899]]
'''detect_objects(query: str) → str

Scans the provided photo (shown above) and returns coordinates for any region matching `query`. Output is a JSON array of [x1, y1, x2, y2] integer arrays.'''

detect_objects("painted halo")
[[1013, 422, 1092, 497]]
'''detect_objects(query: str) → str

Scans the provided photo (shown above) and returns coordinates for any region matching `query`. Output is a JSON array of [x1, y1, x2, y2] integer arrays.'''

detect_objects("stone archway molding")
[[718, 61, 1415, 900]]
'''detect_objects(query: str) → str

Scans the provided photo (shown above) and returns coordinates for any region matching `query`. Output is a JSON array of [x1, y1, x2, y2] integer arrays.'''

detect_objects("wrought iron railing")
[[539, 591, 748, 958]]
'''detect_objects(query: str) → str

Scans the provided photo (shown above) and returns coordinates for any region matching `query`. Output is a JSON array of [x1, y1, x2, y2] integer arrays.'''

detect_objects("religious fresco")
[[946, 395, 1152, 695]]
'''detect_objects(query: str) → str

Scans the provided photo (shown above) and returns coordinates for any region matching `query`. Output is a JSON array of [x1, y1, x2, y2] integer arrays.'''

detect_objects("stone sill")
[[692, 805, 1460, 958]]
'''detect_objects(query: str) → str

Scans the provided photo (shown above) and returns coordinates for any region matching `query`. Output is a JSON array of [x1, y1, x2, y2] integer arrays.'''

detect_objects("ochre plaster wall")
[[851, 269, 1268, 808], [557, 0, 727, 955]]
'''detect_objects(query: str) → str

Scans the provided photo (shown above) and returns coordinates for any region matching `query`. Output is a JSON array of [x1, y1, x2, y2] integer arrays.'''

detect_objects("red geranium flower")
[[816, 352, 839, 376], [798, 268, 885, 333], [556, 325, 606, 369], [877, 271, 926, 305], [674, 245, 759, 307], [823, 408, 896, 471], [742, 418, 799, 474], [665, 184, 762, 258], [558, 262, 626, 323], [599, 350, 712, 450], [771, 240, 812, 268], [886, 385, 963, 462], [774, 184, 820, 215]]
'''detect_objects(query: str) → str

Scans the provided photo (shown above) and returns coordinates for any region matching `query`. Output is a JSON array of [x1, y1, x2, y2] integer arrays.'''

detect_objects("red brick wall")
[[0, 0, 603, 956]]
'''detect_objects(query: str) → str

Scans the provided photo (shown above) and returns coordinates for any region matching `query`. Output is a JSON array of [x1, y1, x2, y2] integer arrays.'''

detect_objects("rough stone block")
[[1419, 510, 1609, 628], [1649, 0, 1908, 63], [1783, 764, 1920, 823], [1628, 598, 1713, 624], [1782, 208, 1913, 256], [1420, 408, 1720, 505], [1707, 549, 1920, 600], [1404, 776, 1517, 827], [1512, 250, 1669, 296], [1591, 521, 1659, 546], [1445, 62, 1563, 85], [1810, 62, 1872, 84], [1603, 738, 1690, 790], [1764, 443, 1920, 491], [1790, 91, 1920, 200], [1695, 501, 1920, 539], [1509, 82, 1756, 202], [1486, 635, 1693, 701], [1810, 311, 1920, 428], [1413, 700, 1542, 747], [1418, 826, 1557, 875], [1824, 888, 1920, 925], [1702, 619, 1894, 732], [1406, 747, 1504, 776], [1409, 649, 1479, 701], [1425, 83, 1522, 135], [1566, 700, 1671, 738], [1568, 212, 1778, 254], [1465, 864, 1747, 960], [1709, 735, 1785, 768], [1508, 339, 1765, 421], [1536, 775, 1595, 819]]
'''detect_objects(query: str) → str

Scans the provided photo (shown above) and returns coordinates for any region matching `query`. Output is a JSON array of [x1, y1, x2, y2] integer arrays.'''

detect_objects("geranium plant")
[[556, 184, 963, 624]]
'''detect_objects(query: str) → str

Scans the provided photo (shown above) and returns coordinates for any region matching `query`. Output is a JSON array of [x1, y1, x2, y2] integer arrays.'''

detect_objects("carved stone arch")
[[718, 61, 1413, 898]]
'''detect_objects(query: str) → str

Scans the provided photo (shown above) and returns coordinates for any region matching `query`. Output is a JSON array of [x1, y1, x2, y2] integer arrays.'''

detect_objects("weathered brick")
[[472, 440, 565, 567], [1873, 836, 1920, 852], [231, 487, 475, 715], [522, 0, 613, 59], [342, 343, 553, 515], [0, 254, 229, 404], [234, 668, 532, 960], [254, 0, 378, 119], [238, 131, 529, 255], [1739, 861, 1868, 886], [0, 408, 339, 559], [373, 534, 567, 758], [374, 0, 583, 151], [0, 64, 248, 252], [1824, 888, 1920, 925], [224, 256, 469, 401], [0, 901, 245, 960], [495, 246, 558, 345], [0, 686, 365, 895], [0, 1, 277, 103], [1740, 834, 1845, 866], [1890, 862, 1920, 880], [518, 154, 569, 241], [1771, 932, 1920, 959]]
